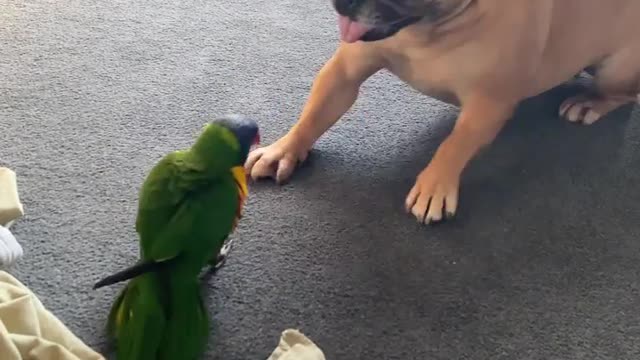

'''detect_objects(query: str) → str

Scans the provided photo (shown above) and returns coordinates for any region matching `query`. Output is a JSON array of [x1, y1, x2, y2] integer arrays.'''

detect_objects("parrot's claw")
[[210, 240, 233, 270]]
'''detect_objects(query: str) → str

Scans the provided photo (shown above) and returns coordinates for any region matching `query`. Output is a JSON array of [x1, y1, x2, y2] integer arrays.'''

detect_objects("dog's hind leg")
[[559, 48, 640, 125]]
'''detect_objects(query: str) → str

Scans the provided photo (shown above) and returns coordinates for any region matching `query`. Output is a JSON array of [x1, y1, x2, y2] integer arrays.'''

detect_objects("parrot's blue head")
[[209, 115, 261, 165]]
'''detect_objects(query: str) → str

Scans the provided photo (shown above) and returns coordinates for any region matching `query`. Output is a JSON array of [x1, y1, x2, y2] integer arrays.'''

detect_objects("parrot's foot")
[[200, 241, 233, 282], [209, 240, 233, 271]]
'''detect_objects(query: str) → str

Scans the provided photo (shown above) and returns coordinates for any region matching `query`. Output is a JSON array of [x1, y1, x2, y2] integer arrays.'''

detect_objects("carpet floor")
[[2, 1, 640, 359]]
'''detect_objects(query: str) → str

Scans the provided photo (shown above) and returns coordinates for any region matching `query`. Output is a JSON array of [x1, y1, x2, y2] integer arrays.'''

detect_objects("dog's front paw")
[[245, 136, 310, 184], [559, 93, 636, 125], [405, 162, 460, 225]]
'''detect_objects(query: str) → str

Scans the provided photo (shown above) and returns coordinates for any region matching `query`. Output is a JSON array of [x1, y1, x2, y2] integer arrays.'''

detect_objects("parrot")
[[92, 114, 260, 360]]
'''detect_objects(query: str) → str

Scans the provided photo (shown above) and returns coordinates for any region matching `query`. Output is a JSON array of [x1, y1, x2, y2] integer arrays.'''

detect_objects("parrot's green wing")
[[135, 149, 243, 266], [134, 150, 209, 260], [146, 174, 239, 267]]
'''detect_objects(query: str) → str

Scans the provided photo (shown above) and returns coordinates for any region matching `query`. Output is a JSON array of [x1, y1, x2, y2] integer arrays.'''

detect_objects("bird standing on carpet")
[[92, 115, 260, 360]]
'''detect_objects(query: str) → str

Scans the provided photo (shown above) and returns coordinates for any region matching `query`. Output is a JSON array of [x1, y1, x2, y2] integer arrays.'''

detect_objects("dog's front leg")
[[405, 93, 516, 224], [245, 43, 384, 184]]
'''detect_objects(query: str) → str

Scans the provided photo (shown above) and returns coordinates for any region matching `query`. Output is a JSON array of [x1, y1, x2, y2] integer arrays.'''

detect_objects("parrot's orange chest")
[[231, 166, 248, 231]]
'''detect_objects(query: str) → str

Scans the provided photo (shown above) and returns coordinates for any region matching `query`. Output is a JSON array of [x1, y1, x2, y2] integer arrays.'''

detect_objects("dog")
[[245, 0, 640, 224]]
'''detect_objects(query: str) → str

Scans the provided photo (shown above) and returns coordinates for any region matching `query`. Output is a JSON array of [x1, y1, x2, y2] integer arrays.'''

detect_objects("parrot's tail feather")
[[93, 259, 171, 290], [106, 285, 127, 340], [106, 274, 209, 359], [109, 273, 168, 359]]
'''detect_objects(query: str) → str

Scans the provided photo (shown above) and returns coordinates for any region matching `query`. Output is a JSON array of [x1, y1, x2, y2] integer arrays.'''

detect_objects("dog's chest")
[[383, 48, 460, 105]]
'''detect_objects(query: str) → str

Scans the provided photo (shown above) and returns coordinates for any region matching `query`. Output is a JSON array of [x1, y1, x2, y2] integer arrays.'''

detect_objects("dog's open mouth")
[[338, 15, 422, 43]]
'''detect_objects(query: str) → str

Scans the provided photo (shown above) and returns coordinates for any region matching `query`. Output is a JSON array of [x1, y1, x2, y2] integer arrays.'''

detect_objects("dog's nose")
[[333, 0, 360, 17]]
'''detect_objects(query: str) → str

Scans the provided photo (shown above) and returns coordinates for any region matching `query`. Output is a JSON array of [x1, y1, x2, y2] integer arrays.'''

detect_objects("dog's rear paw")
[[559, 94, 635, 125]]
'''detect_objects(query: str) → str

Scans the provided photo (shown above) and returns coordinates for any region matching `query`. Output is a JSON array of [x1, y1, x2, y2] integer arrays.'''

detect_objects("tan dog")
[[245, 0, 640, 224]]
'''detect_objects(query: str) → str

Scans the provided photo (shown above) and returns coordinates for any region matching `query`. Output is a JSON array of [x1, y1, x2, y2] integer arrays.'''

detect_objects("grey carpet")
[[2, 1, 640, 359]]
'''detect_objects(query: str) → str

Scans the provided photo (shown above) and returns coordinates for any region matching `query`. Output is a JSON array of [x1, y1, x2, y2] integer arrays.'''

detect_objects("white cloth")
[[0, 271, 106, 360], [268, 329, 326, 360], [0, 167, 24, 229], [0, 226, 23, 269], [0, 167, 24, 269]]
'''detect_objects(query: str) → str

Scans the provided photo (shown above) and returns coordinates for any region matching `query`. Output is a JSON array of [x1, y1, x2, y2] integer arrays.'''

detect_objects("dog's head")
[[332, 0, 469, 42]]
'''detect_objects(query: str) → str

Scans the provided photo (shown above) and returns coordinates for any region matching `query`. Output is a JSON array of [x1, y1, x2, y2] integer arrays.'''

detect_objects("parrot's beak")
[[231, 166, 249, 196]]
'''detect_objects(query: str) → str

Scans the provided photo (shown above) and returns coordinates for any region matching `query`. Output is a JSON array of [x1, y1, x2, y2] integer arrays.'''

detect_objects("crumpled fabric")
[[0, 167, 24, 229], [0, 271, 105, 360], [267, 329, 326, 360], [0, 226, 23, 269], [0, 167, 24, 269]]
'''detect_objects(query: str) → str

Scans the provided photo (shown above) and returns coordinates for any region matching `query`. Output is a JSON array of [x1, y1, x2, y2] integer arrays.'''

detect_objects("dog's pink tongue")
[[338, 15, 372, 43]]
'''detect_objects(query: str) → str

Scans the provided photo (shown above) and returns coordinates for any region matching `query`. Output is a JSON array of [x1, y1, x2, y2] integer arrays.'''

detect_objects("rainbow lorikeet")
[[93, 115, 260, 360]]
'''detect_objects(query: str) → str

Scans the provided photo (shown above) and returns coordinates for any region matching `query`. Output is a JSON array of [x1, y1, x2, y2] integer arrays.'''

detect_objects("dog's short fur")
[[245, 0, 640, 224]]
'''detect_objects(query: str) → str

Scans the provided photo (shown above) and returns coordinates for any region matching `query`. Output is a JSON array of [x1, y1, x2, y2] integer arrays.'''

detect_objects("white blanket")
[[268, 329, 326, 360], [0, 271, 105, 360], [0, 167, 23, 229]]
